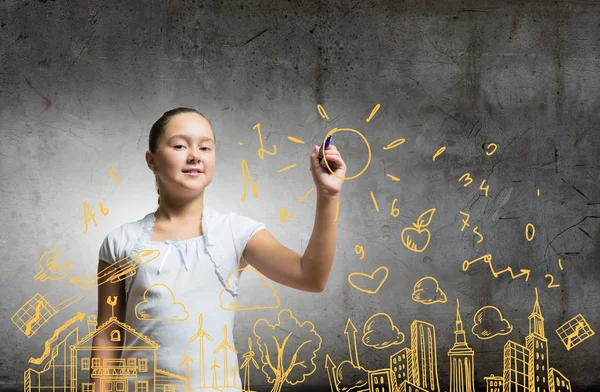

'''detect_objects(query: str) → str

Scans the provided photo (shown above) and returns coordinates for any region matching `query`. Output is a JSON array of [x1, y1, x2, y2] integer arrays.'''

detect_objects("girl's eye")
[[201, 147, 211, 151], [174, 145, 185, 149]]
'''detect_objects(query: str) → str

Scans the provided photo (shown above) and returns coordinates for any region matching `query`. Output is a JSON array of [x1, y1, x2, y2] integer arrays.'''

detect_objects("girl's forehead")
[[163, 114, 214, 141]]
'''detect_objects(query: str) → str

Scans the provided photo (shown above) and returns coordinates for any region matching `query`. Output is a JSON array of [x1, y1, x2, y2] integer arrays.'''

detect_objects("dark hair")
[[149, 107, 216, 205]]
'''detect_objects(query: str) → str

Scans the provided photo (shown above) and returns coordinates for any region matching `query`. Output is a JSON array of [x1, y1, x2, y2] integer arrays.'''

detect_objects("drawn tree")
[[253, 309, 322, 392]]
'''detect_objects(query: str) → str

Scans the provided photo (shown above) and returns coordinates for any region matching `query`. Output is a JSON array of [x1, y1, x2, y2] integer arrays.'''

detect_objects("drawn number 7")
[[545, 274, 560, 288]]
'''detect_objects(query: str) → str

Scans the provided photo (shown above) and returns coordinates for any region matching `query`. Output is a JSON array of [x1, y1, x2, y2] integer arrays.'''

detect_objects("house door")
[[103, 380, 126, 392]]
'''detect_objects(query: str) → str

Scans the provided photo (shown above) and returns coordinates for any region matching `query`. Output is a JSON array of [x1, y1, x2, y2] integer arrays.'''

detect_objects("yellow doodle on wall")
[[383, 138, 406, 150], [401, 208, 436, 253], [220, 268, 280, 311], [253, 308, 322, 392], [362, 313, 405, 349], [354, 245, 365, 260], [240, 337, 259, 392], [412, 277, 447, 305], [109, 167, 124, 182], [365, 104, 380, 123], [254, 123, 276, 159], [485, 143, 498, 156], [556, 314, 595, 351], [134, 284, 189, 321], [34, 250, 70, 282], [462, 254, 531, 281], [82, 200, 109, 234], [348, 266, 388, 295], [188, 313, 214, 388], [241, 159, 259, 202], [279, 207, 294, 223], [472, 306, 513, 339], [458, 211, 484, 243], [390, 198, 400, 217], [433, 146, 446, 161], [317, 104, 329, 120]]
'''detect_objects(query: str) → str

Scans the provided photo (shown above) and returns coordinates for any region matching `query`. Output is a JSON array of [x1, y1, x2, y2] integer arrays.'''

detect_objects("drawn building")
[[73, 316, 159, 392], [526, 289, 549, 392], [410, 320, 440, 392], [484, 374, 503, 392], [503, 340, 530, 392], [448, 299, 474, 392], [548, 368, 571, 392], [369, 368, 397, 392], [390, 347, 416, 387]]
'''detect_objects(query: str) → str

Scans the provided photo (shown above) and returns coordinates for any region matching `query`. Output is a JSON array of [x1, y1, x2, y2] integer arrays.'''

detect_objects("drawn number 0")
[[545, 274, 560, 288]]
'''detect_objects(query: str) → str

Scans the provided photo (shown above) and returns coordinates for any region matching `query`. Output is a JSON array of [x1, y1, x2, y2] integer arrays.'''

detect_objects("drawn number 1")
[[545, 274, 560, 288]]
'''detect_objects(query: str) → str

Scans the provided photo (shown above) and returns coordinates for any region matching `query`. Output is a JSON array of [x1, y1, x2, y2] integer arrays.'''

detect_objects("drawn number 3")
[[545, 274, 560, 288]]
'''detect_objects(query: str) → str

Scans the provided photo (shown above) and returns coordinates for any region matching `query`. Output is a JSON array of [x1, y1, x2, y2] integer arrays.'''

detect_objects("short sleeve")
[[229, 212, 266, 263], [98, 226, 124, 265]]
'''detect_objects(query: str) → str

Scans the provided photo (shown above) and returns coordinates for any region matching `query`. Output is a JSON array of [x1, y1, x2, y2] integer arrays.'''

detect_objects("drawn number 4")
[[545, 274, 560, 288]]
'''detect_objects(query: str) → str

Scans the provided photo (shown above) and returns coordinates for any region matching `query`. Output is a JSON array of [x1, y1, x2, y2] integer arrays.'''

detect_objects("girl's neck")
[[155, 196, 205, 223]]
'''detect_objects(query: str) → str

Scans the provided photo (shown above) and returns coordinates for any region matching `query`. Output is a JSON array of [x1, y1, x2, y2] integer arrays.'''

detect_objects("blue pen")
[[318, 135, 333, 164]]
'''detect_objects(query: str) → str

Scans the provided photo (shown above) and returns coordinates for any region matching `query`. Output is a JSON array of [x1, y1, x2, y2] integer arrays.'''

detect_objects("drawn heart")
[[348, 266, 389, 294]]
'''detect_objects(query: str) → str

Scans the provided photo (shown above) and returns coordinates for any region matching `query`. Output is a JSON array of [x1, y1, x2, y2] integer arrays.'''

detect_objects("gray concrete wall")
[[1, 0, 599, 391]]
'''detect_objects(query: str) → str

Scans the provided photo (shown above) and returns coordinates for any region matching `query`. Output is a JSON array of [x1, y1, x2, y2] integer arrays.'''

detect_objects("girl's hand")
[[310, 144, 347, 198]]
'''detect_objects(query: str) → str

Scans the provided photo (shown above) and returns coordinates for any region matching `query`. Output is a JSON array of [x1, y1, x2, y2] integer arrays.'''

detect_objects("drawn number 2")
[[545, 274, 560, 288]]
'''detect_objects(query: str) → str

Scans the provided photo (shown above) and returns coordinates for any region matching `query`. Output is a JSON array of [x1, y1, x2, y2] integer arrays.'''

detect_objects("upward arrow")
[[343, 318, 360, 368]]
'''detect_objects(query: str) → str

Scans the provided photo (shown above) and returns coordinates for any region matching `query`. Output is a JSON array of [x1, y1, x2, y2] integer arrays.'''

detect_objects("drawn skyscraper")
[[503, 340, 529, 392], [448, 299, 474, 392], [525, 288, 549, 392], [410, 320, 440, 392]]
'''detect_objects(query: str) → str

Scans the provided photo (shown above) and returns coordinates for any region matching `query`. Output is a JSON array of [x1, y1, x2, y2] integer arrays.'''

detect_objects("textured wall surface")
[[1, 0, 599, 391]]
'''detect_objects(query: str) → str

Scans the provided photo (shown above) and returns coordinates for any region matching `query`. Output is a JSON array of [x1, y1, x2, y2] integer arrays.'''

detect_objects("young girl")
[[90, 107, 346, 391]]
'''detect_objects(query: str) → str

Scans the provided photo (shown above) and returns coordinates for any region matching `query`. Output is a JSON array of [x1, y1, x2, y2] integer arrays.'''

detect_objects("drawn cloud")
[[220, 268, 280, 311], [362, 313, 405, 349], [135, 284, 189, 321], [412, 276, 447, 305], [472, 306, 513, 339], [336, 360, 368, 392]]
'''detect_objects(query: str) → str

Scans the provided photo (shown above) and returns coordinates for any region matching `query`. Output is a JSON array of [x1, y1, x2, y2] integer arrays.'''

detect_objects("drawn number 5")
[[545, 274, 560, 288]]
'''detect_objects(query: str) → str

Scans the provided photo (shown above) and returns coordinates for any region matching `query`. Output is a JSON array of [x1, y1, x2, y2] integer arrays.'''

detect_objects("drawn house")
[[72, 316, 159, 392], [369, 368, 397, 392]]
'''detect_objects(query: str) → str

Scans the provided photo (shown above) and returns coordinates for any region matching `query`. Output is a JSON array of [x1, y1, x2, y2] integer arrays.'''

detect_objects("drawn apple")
[[401, 208, 436, 253]]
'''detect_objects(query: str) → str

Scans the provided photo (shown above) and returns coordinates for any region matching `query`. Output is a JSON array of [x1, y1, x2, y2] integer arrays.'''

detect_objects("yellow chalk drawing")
[[412, 277, 447, 305], [322, 128, 371, 181], [15, 250, 158, 337], [483, 374, 503, 391], [220, 268, 280, 311], [241, 159, 259, 202], [213, 324, 238, 388], [362, 313, 405, 349], [29, 312, 86, 364], [386, 173, 400, 182], [526, 223, 535, 241], [401, 208, 435, 253], [558, 258, 564, 270], [365, 103, 380, 122], [298, 187, 314, 203], [459, 211, 471, 231], [348, 266, 388, 295], [433, 146, 446, 161], [472, 305, 513, 339], [485, 143, 498, 156], [449, 299, 475, 392], [253, 308, 322, 392], [343, 318, 362, 369], [34, 250, 70, 282], [278, 163, 296, 173], [354, 245, 365, 260], [254, 123, 276, 159], [287, 136, 305, 144], [473, 226, 484, 243], [545, 274, 560, 288], [240, 337, 259, 392], [134, 284, 189, 321], [370, 191, 380, 212], [556, 314, 595, 351], [459, 173, 473, 187], [279, 208, 294, 223], [210, 358, 220, 388], [383, 138, 405, 150], [479, 179, 489, 196], [82, 200, 109, 234], [240, 141, 244, 145], [70, 249, 159, 289], [109, 167, 124, 182], [178, 350, 194, 391], [462, 254, 531, 281], [537, 188, 541, 196], [317, 104, 329, 120], [390, 198, 400, 217], [188, 313, 214, 387]]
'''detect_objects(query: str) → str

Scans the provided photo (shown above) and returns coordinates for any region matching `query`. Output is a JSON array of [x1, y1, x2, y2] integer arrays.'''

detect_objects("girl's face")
[[147, 112, 216, 198]]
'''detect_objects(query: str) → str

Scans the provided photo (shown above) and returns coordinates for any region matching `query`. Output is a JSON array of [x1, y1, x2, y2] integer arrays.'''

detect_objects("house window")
[[91, 358, 100, 368], [111, 330, 121, 342], [139, 358, 148, 372], [82, 383, 94, 392], [135, 381, 148, 392], [165, 386, 175, 392], [128, 358, 136, 367], [81, 358, 90, 370]]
